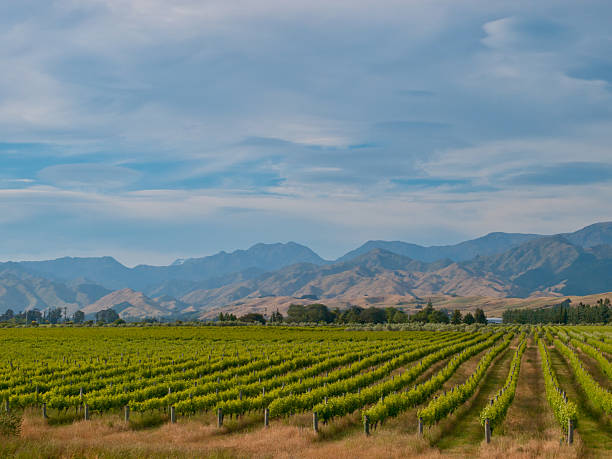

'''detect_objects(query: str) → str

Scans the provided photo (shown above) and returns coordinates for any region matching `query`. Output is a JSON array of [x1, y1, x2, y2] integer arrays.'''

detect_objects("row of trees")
[[0, 307, 119, 325], [502, 298, 611, 324], [217, 302, 488, 325]]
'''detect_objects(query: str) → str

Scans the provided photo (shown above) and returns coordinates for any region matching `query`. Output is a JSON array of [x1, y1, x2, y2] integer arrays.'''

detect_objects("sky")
[[1, 0, 611, 266]]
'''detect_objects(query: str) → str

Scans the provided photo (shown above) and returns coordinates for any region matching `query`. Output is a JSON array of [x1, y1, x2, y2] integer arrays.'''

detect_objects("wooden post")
[[84, 404, 90, 421], [313, 411, 319, 433], [124, 406, 130, 422], [4, 399, 9, 413], [264, 408, 270, 427], [42, 403, 48, 419], [364, 415, 370, 436], [567, 419, 574, 445], [485, 418, 491, 444], [217, 408, 223, 428], [170, 406, 176, 423], [418, 417, 423, 436]]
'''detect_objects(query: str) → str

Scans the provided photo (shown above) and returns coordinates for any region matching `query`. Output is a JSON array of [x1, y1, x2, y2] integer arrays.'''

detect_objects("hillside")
[[81, 289, 184, 319]]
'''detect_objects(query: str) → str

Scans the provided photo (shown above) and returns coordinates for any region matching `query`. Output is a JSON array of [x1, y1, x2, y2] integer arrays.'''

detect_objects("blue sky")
[[1, 0, 611, 266]]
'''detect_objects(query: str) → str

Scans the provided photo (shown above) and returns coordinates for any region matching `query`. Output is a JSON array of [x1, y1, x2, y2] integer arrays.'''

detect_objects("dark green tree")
[[48, 308, 63, 324], [239, 313, 266, 324], [96, 308, 119, 324], [451, 309, 462, 324], [463, 312, 475, 324], [270, 309, 284, 323], [73, 310, 85, 324], [474, 308, 487, 324]]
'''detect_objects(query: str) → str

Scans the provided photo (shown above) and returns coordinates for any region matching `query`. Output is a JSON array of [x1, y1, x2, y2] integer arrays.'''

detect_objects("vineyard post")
[[4, 399, 8, 413], [84, 404, 90, 421], [418, 417, 423, 436], [124, 406, 130, 422], [264, 408, 270, 427], [364, 415, 370, 436], [567, 419, 574, 445], [484, 418, 491, 444], [313, 411, 319, 433], [217, 408, 223, 428], [170, 406, 176, 424], [42, 403, 47, 419]]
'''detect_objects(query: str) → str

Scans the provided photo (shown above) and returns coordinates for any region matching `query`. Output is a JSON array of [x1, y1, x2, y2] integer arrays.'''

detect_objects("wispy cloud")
[[0, 0, 611, 263]]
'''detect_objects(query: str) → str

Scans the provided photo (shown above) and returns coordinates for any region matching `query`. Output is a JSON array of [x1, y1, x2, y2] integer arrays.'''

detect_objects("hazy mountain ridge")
[[16, 242, 325, 293], [1, 222, 612, 319], [337, 232, 542, 263]]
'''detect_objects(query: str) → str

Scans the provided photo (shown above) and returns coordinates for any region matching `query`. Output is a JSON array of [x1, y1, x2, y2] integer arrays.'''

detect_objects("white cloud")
[[38, 164, 142, 189]]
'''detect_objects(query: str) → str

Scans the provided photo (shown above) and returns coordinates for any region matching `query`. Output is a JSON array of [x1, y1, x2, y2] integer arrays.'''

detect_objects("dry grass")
[[0, 401, 598, 459], [2, 412, 591, 459]]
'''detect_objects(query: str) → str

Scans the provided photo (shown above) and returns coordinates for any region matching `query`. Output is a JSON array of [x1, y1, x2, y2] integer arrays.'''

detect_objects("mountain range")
[[1, 222, 611, 319]]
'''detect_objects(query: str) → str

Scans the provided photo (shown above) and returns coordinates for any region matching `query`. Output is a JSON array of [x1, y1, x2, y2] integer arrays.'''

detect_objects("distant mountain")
[[462, 236, 612, 297], [17, 242, 327, 294], [0, 266, 111, 314], [184, 235, 612, 313], [338, 222, 612, 263], [337, 232, 542, 263], [19, 256, 131, 288]]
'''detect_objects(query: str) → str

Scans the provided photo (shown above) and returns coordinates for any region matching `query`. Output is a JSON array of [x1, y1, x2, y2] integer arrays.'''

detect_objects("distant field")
[[1, 326, 611, 458]]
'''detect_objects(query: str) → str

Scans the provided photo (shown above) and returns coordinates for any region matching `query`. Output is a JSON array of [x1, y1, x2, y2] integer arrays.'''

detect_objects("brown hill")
[[81, 288, 172, 319]]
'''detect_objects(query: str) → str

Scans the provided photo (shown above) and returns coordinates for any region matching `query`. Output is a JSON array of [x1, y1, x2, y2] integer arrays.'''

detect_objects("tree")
[[48, 308, 63, 324], [96, 308, 119, 324], [463, 312, 475, 324], [392, 310, 408, 323], [270, 309, 283, 323], [304, 304, 334, 323], [218, 312, 237, 321], [359, 307, 387, 324], [239, 313, 266, 324], [25, 309, 42, 323], [286, 304, 334, 323], [0, 309, 14, 322], [73, 310, 85, 324], [410, 302, 448, 323], [474, 308, 487, 324], [338, 306, 364, 323], [286, 304, 307, 322], [451, 309, 462, 325]]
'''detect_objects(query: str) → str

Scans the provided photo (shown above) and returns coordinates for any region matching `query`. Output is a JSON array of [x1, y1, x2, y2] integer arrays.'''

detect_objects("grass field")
[[0, 325, 610, 458]]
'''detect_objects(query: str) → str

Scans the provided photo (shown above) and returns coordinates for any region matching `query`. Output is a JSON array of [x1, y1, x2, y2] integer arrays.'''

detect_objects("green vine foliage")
[[479, 333, 527, 429], [537, 335, 578, 432], [554, 338, 612, 414]]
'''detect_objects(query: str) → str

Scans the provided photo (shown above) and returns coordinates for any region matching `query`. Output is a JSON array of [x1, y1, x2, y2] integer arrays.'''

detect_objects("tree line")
[[218, 302, 488, 325], [502, 298, 611, 324], [0, 307, 122, 326]]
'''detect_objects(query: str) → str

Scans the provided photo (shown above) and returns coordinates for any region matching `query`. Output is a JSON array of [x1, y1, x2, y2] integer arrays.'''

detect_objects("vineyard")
[[1, 325, 611, 458]]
